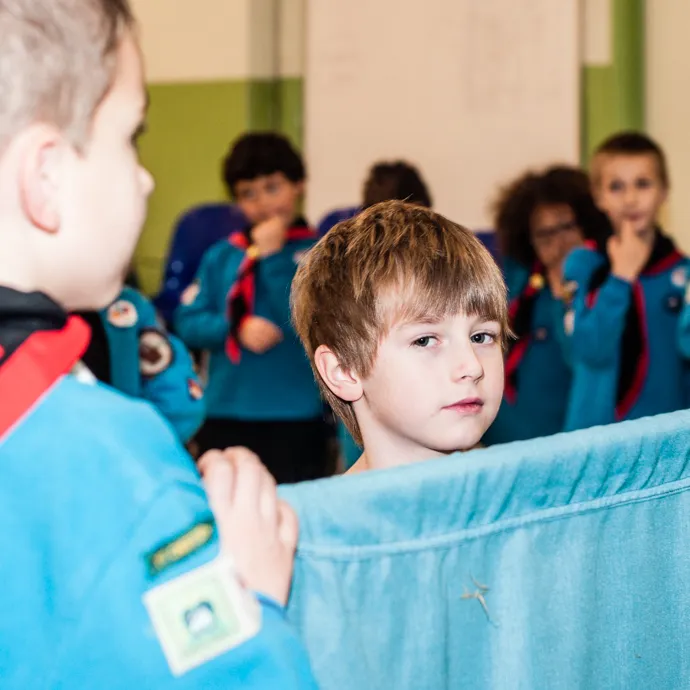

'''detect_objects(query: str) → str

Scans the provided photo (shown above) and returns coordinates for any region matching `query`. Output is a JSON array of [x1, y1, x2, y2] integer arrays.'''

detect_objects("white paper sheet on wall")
[[305, 0, 580, 229]]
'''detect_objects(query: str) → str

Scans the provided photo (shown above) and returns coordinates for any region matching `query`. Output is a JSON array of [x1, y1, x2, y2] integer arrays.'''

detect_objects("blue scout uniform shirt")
[[81, 287, 205, 442], [0, 287, 318, 689], [174, 225, 323, 422], [483, 267, 571, 445], [562, 230, 690, 430], [154, 204, 247, 327]]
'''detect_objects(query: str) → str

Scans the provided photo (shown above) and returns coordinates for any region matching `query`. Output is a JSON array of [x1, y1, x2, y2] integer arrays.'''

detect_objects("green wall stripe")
[[581, 0, 645, 162]]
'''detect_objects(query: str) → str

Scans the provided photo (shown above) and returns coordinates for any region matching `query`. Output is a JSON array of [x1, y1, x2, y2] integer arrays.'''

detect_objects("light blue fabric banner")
[[282, 412, 690, 689]]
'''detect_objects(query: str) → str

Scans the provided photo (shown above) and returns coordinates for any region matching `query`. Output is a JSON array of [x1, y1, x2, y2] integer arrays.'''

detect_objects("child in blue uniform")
[[563, 132, 690, 430], [482, 166, 610, 445], [175, 133, 328, 484], [0, 3, 317, 688], [77, 286, 205, 442]]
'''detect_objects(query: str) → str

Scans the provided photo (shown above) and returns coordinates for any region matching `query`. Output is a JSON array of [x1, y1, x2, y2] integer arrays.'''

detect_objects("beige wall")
[[646, 2, 690, 251], [304, 0, 580, 227]]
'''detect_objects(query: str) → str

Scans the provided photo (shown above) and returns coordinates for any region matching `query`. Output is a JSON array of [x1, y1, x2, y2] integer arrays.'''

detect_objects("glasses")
[[531, 220, 579, 247]]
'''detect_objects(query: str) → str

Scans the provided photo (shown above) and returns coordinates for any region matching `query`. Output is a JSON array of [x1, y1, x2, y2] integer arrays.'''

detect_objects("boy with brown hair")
[[292, 200, 508, 472], [563, 132, 690, 430], [0, 1, 316, 687]]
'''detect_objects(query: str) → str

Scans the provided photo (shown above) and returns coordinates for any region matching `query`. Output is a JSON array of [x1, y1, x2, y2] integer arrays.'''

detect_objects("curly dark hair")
[[222, 132, 305, 198], [493, 165, 611, 268], [362, 161, 432, 209]]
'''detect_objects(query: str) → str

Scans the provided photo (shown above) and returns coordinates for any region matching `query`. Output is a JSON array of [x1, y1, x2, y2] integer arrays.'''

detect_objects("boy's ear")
[[314, 345, 363, 403], [19, 125, 64, 234]]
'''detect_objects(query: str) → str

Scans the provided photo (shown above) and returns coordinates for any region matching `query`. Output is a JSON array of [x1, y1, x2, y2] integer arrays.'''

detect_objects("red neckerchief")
[[504, 263, 545, 404], [0, 315, 90, 439], [225, 220, 315, 363]]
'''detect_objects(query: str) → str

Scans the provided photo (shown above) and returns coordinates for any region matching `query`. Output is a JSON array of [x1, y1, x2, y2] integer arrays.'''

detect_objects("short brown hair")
[[291, 200, 508, 444], [0, 0, 133, 154], [591, 131, 669, 188]]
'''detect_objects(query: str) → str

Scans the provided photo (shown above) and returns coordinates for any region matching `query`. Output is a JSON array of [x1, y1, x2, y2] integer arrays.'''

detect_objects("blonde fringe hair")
[[0, 0, 132, 154], [291, 200, 508, 445]]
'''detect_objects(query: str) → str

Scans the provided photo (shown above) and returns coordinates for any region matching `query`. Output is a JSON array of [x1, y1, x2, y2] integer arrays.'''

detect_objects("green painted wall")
[[135, 77, 304, 296], [581, 0, 645, 162]]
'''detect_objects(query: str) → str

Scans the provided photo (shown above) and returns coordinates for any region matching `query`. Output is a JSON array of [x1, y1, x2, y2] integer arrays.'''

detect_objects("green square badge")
[[144, 558, 261, 676]]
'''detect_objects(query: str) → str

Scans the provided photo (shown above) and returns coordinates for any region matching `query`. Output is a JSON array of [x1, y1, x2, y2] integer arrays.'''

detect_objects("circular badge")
[[672, 266, 687, 288], [139, 328, 174, 377], [534, 327, 548, 342], [666, 293, 682, 313], [529, 273, 545, 291], [107, 300, 138, 328]]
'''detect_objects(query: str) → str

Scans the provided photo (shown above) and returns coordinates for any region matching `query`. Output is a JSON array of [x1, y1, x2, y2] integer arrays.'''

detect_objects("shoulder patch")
[[145, 519, 215, 577], [139, 328, 175, 378], [107, 299, 138, 328], [144, 558, 261, 676]]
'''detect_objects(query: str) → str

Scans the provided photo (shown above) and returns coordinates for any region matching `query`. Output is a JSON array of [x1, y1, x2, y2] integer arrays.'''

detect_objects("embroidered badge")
[[145, 519, 215, 577], [666, 293, 682, 313], [144, 558, 261, 676], [529, 273, 545, 290], [139, 328, 174, 378], [672, 266, 687, 288], [107, 300, 138, 328]]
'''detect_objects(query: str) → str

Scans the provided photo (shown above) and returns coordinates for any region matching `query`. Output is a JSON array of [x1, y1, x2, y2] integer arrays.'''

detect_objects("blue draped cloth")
[[282, 412, 690, 689]]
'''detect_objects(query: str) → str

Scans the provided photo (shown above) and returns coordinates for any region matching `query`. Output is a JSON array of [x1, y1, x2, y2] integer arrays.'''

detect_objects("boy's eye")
[[471, 332, 497, 345], [266, 181, 281, 195], [411, 335, 435, 348], [608, 180, 624, 193], [635, 178, 652, 189]]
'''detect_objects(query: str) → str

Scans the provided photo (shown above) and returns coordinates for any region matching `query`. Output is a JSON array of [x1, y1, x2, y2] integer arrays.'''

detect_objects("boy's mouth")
[[443, 398, 484, 415]]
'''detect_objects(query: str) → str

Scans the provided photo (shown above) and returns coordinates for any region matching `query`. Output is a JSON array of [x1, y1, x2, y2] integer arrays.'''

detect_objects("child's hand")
[[199, 447, 299, 607], [251, 217, 288, 257], [239, 316, 283, 354], [608, 219, 651, 282]]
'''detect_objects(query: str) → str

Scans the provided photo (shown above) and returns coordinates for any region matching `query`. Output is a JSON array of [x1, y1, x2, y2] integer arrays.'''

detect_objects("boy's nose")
[[450, 344, 484, 382]]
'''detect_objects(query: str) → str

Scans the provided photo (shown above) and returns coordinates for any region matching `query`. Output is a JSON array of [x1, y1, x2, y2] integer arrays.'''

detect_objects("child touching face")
[[563, 132, 689, 430]]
